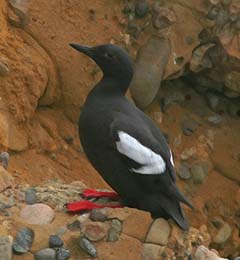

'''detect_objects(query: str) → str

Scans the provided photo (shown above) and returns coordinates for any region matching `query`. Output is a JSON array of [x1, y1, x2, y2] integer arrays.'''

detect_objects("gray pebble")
[[34, 248, 56, 260], [207, 115, 222, 125], [13, 227, 34, 254], [55, 248, 70, 260], [181, 118, 198, 136], [25, 188, 37, 205], [191, 164, 205, 184], [178, 163, 191, 180], [135, 0, 148, 18], [107, 219, 122, 242], [206, 92, 219, 110], [67, 220, 81, 231], [79, 237, 97, 258], [89, 209, 108, 222], [49, 235, 64, 248], [207, 6, 220, 20]]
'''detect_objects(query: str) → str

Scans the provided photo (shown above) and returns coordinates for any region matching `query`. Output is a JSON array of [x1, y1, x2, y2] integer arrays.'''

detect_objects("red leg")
[[65, 200, 123, 212], [81, 189, 119, 199]]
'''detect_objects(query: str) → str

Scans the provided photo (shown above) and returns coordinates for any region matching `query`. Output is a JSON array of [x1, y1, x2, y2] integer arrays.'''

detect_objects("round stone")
[[25, 188, 37, 205], [55, 248, 71, 260], [181, 118, 198, 136], [20, 203, 55, 225], [89, 209, 108, 222], [145, 218, 171, 246], [34, 248, 56, 260], [207, 115, 222, 125], [207, 6, 220, 20], [49, 235, 64, 248], [82, 222, 107, 242], [178, 163, 191, 180]]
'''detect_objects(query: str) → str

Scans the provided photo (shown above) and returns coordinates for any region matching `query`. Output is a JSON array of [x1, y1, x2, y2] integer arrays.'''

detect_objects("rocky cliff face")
[[0, 0, 239, 259]]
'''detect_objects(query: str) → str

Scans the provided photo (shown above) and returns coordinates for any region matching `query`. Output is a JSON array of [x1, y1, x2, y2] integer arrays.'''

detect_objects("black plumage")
[[70, 43, 192, 230]]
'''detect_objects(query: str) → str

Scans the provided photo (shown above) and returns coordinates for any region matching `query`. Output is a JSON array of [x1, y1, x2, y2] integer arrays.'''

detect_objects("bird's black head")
[[70, 43, 134, 91]]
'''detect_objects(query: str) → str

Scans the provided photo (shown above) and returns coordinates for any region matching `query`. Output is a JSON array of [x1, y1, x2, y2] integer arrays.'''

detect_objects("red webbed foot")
[[65, 200, 123, 212], [81, 189, 119, 199]]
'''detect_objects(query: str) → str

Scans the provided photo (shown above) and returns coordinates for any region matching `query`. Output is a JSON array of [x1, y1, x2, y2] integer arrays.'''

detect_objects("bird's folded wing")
[[110, 117, 175, 177]]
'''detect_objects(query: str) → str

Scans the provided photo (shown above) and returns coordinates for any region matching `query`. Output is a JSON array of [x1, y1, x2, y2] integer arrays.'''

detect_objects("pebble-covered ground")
[[0, 180, 236, 260]]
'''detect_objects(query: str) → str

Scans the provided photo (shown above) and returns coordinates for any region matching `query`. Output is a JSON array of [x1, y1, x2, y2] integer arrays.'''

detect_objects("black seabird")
[[67, 43, 193, 230]]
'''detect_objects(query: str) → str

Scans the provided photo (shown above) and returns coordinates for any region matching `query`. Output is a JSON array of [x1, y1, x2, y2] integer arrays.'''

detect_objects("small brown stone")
[[122, 209, 152, 241], [145, 218, 171, 246], [82, 222, 108, 242]]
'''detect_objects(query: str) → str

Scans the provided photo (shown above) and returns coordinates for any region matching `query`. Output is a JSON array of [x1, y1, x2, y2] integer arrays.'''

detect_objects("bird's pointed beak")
[[69, 43, 92, 56]]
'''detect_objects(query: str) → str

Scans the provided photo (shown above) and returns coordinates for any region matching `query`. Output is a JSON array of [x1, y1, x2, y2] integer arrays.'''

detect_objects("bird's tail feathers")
[[156, 195, 189, 230]]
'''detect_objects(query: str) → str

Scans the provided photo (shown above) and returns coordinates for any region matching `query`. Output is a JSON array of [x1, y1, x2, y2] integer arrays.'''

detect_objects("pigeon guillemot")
[[67, 43, 193, 230]]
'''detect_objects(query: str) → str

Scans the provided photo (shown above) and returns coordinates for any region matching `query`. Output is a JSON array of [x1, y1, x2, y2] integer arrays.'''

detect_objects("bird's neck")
[[92, 75, 132, 96]]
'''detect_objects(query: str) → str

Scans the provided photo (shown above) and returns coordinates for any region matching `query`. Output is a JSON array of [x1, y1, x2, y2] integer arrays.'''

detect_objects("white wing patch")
[[116, 131, 166, 174]]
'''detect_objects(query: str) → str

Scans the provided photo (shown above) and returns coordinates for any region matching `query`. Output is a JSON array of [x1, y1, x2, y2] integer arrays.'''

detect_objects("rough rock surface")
[[0, 0, 239, 259]]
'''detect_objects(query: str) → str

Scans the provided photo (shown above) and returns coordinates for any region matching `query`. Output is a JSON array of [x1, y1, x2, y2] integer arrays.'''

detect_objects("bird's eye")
[[104, 52, 114, 59]]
